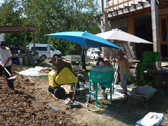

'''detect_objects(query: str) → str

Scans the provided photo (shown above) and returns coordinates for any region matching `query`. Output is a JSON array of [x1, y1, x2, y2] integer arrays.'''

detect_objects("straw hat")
[[117, 50, 125, 56]]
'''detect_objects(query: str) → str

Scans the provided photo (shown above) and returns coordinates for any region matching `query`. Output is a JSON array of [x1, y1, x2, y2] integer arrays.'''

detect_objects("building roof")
[[0, 25, 35, 33], [89, 1, 168, 22]]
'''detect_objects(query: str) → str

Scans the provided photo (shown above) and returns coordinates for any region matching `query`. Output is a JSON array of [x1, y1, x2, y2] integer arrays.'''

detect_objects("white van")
[[28, 43, 62, 59], [86, 48, 103, 60]]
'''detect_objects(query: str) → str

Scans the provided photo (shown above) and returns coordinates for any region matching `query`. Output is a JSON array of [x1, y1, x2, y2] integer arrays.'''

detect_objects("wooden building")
[[0, 25, 37, 65], [89, 0, 168, 60]]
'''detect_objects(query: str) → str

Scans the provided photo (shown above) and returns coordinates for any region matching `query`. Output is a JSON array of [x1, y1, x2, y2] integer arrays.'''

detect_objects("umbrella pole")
[[113, 42, 117, 94], [72, 39, 85, 101]]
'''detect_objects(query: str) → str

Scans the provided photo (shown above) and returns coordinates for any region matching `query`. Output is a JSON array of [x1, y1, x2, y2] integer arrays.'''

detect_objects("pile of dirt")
[[0, 65, 86, 126], [11, 64, 25, 72], [39, 68, 52, 74]]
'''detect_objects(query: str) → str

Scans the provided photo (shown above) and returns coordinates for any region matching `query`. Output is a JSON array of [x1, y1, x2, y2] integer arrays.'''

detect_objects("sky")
[[0, 0, 3, 4], [98, 0, 106, 9]]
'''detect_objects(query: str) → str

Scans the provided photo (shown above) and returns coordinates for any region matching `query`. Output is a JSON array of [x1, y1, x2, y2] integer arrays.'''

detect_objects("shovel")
[[0, 61, 17, 80]]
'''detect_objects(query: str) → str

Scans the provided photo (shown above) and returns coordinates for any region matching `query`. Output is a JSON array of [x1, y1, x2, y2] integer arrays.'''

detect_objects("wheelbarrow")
[[47, 63, 85, 99], [125, 86, 157, 111]]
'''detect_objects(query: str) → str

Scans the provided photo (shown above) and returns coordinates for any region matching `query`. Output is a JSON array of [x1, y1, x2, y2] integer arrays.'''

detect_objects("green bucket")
[[89, 66, 114, 83]]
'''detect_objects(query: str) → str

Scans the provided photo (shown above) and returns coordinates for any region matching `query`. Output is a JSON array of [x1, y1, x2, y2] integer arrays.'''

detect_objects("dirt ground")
[[0, 64, 168, 126], [0, 65, 86, 126]]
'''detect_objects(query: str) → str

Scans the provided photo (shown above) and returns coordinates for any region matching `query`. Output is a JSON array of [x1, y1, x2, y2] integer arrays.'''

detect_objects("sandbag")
[[49, 58, 72, 73], [136, 112, 164, 126]]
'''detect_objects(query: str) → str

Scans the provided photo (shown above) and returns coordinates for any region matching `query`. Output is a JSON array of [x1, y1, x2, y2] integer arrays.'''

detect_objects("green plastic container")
[[88, 65, 114, 107], [89, 66, 114, 83]]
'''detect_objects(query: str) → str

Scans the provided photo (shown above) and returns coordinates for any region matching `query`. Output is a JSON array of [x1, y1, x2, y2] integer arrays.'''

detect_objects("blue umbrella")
[[46, 31, 122, 49], [46, 31, 122, 100]]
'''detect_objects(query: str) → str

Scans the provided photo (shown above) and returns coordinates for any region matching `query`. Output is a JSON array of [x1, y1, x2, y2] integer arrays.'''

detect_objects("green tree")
[[22, 0, 101, 68], [22, 0, 67, 42], [0, 0, 22, 25], [0, 0, 32, 46], [64, 0, 100, 69]]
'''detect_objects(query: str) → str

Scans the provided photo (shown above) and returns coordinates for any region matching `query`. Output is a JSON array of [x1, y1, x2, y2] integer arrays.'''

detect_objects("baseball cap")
[[0, 41, 6, 47]]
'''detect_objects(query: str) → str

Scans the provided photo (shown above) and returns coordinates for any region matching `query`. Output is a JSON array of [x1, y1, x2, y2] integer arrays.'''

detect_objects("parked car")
[[65, 55, 90, 64], [28, 43, 62, 59], [86, 48, 103, 60]]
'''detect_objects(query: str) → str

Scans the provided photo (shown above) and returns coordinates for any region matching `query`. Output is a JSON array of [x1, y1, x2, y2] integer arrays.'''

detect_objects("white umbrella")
[[96, 28, 153, 59], [96, 28, 153, 94], [96, 28, 153, 44]]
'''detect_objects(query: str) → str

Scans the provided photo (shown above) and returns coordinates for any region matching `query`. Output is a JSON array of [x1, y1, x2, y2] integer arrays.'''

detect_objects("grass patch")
[[91, 119, 115, 126], [97, 94, 168, 126], [33, 61, 51, 67], [37, 75, 48, 80], [95, 84, 168, 126], [86, 62, 95, 70]]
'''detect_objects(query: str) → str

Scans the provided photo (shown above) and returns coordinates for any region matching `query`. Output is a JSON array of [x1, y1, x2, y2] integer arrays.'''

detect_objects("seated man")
[[96, 57, 104, 65]]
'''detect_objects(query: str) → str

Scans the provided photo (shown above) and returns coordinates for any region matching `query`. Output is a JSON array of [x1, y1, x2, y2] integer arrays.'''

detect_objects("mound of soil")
[[11, 64, 25, 72], [0, 65, 86, 126], [39, 68, 52, 74]]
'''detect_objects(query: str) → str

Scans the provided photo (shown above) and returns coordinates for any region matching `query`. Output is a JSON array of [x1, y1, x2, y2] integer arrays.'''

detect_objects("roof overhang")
[[0, 25, 35, 33], [89, 0, 168, 22]]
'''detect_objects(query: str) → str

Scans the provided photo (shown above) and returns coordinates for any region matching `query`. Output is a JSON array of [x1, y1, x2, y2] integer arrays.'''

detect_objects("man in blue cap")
[[0, 41, 14, 90]]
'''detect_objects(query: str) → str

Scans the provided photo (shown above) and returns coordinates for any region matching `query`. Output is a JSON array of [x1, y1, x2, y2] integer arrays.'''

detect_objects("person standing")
[[117, 51, 129, 98], [97, 51, 103, 59], [0, 41, 14, 90]]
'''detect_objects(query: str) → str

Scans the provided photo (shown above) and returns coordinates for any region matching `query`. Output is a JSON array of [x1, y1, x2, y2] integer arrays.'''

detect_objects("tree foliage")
[[0, 0, 32, 47], [0, 0, 22, 25], [0, 0, 101, 63], [22, 0, 100, 56]]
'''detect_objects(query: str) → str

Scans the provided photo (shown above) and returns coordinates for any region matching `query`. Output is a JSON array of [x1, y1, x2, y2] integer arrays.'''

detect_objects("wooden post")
[[103, 14, 108, 58], [24, 28, 27, 55], [101, 0, 105, 57], [96, 20, 104, 33], [151, 0, 161, 68], [128, 16, 136, 52], [114, 42, 117, 63], [103, 14, 108, 32]]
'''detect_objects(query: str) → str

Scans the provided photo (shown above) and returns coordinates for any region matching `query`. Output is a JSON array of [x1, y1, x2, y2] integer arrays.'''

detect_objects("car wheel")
[[48, 86, 54, 93], [41, 55, 46, 59], [53, 55, 58, 58], [53, 87, 65, 99]]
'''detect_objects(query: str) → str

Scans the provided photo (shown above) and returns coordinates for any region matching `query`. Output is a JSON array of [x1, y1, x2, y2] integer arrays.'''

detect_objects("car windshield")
[[95, 51, 102, 54]]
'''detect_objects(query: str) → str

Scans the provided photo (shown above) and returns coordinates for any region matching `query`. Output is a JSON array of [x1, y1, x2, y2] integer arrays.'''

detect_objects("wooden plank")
[[62, 85, 74, 94], [107, 7, 151, 20]]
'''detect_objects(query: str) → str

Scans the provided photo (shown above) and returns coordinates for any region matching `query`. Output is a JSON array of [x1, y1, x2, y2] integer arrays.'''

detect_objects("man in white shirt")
[[0, 41, 14, 90]]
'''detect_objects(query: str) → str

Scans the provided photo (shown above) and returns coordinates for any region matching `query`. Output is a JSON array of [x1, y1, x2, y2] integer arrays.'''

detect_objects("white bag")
[[136, 112, 164, 126]]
